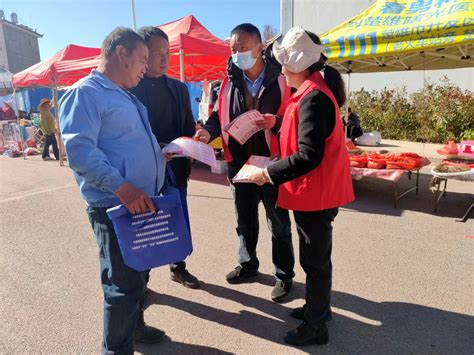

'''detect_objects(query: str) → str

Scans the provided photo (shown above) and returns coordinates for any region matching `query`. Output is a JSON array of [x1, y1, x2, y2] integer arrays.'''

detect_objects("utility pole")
[[131, 0, 137, 31]]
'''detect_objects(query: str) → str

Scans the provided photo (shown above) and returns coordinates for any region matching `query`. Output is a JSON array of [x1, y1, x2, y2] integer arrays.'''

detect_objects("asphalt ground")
[[1, 140, 473, 354]]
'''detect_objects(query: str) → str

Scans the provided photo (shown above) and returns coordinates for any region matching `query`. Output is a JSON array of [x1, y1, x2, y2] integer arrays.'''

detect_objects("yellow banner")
[[321, 0, 474, 61]]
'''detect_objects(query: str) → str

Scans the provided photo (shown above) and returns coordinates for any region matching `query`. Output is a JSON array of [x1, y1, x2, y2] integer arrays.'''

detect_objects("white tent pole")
[[179, 49, 185, 83], [52, 81, 65, 166], [422, 53, 426, 157], [344, 72, 351, 140], [13, 87, 26, 160]]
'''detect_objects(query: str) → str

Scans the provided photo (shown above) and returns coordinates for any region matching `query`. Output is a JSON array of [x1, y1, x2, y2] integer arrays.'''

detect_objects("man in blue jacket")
[[60, 27, 167, 354], [130, 26, 200, 289]]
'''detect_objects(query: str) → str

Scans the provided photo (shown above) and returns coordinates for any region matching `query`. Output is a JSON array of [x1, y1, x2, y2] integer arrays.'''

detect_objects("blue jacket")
[[59, 70, 165, 208]]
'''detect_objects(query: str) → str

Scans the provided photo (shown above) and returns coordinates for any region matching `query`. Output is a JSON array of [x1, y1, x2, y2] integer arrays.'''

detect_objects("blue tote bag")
[[106, 167, 193, 271]]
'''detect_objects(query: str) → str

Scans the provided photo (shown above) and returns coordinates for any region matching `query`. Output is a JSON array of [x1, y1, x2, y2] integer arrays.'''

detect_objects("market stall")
[[321, 0, 473, 208], [20, 15, 229, 165], [431, 142, 474, 222], [320, 0, 473, 74], [348, 142, 431, 207], [11, 45, 102, 163]]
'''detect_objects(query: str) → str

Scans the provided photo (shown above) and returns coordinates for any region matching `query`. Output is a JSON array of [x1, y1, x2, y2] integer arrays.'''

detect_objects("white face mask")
[[232, 50, 257, 71], [272, 26, 324, 73]]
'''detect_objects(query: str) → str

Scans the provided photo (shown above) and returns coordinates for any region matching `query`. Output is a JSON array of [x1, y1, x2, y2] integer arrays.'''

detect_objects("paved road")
[[1, 141, 473, 354]]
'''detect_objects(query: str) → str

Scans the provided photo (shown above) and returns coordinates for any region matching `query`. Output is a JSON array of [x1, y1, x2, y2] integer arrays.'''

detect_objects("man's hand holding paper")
[[224, 110, 270, 145], [162, 136, 217, 167]]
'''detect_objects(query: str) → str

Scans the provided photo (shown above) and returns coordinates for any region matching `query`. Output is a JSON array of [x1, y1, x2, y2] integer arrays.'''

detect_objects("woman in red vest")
[[249, 27, 354, 346]]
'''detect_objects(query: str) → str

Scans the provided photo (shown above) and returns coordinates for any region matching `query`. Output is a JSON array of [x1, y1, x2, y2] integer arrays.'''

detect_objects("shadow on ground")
[[142, 274, 473, 353], [136, 339, 232, 354]]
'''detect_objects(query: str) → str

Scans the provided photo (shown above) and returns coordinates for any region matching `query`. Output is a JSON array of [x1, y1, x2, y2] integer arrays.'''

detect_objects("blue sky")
[[2, 0, 280, 60]]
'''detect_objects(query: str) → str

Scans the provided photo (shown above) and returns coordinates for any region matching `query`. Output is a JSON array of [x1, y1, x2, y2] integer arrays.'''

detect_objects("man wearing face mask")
[[195, 23, 295, 302]]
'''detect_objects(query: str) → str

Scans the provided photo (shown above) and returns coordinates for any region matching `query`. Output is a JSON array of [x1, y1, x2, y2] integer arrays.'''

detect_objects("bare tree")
[[263, 24, 278, 42]]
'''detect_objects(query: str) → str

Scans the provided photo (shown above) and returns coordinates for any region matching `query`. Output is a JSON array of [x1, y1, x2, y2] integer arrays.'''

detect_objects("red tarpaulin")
[[53, 55, 101, 86], [160, 15, 230, 82], [14, 15, 230, 87], [12, 45, 101, 88], [53, 15, 230, 84]]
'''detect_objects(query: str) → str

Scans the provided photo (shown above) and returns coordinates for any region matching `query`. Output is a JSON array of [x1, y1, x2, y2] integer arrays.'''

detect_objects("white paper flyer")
[[223, 110, 264, 145], [232, 155, 271, 183], [162, 137, 218, 167]]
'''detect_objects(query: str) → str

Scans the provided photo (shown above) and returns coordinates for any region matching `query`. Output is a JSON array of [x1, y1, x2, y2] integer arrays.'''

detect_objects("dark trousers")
[[86, 206, 147, 355], [294, 207, 338, 327], [229, 181, 295, 282], [169, 159, 191, 271], [42, 133, 59, 160], [169, 185, 188, 271], [347, 125, 363, 142]]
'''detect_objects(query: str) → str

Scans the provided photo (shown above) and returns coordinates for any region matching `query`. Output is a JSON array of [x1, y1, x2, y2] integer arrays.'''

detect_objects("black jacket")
[[130, 75, 195, 186], [268, 90, 336, 185], [204, 56, 285, 174], [130, 75, 195, 139]]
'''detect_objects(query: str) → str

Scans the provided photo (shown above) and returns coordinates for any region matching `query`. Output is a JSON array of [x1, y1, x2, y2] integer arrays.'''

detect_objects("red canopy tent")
[[160, 15, 230, 82], [12, 45, 101, 88], [53, 55, 101, 86], [10, 16, 230, 163], [12, 15, 229, 88], [11, 45, 101, 163]]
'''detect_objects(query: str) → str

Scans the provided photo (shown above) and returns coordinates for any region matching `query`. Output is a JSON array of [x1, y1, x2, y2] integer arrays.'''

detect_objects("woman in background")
[[38, 98, 59, 161]]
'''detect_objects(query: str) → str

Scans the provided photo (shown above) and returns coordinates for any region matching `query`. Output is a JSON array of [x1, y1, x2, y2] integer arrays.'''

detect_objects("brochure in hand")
[[162, 136, 218, 167], [232, 155, 271, 183], [223, 110, 264, 145]]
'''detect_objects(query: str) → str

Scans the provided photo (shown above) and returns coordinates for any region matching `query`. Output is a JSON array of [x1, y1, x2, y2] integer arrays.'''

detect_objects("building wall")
[[0, 25, 9, 70], [280, 0, 473, 92], [2, 24, 41, 73]]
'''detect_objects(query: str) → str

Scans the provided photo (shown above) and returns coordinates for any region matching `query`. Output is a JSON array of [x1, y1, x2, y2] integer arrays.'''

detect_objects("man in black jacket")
[[195, 23, 294, 302], [130, 26, 200, 289]]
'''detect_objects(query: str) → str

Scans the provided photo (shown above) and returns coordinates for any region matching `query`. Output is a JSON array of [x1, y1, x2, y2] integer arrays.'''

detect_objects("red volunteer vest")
[[277, 72, 354, 211], [217, 75, 289, 163]]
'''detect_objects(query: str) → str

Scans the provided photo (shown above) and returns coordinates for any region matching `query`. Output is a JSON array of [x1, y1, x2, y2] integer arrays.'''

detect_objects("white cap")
[[272, 26, 324, 73]]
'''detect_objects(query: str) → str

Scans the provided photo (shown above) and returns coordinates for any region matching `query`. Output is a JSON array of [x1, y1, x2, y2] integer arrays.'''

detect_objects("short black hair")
[[138, 26, 169, 44], [101, 27, 146, 59], [230, 23, 262, 43]]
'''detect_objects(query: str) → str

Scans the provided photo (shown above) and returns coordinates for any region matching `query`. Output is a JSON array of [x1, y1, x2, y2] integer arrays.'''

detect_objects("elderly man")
[[59, 27, 166, 354]]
